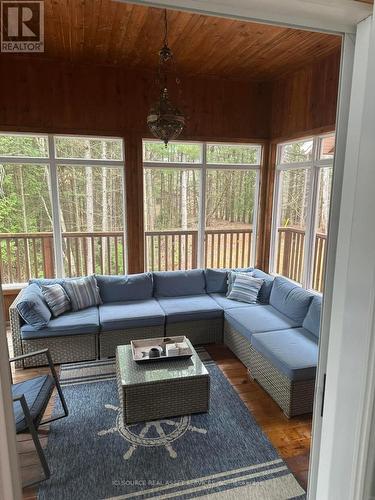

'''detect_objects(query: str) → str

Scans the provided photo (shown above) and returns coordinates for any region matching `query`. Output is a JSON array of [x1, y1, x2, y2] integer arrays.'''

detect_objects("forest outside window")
[[143, 140, 262, 271], [271, 133, 335, 292], [0, 133, 125, 285]]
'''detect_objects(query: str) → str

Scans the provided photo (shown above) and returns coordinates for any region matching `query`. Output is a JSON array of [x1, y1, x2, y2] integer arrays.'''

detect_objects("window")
[[143, 140, 261, 271], [271, 133, 335, 292], [0, 133, 125, 284]]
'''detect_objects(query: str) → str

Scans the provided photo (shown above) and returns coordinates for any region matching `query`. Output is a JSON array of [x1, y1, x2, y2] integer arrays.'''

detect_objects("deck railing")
[[276, 227, 327, 292], [62, 231, 126, 277], [0, 227, 327, 292], [0, 231, 126, 284], [145, 228, 253, 271], [145, 230, 198, 271], [204, 229, 252, 269]]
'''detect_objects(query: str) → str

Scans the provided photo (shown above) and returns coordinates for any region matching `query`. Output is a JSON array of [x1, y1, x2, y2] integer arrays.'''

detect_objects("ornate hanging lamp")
[[147, 10, 185, 146]]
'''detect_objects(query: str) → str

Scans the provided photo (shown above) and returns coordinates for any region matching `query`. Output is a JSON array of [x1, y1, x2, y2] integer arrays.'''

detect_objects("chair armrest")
[[9, 348, 49, 363], [10, 348, 56, 382]]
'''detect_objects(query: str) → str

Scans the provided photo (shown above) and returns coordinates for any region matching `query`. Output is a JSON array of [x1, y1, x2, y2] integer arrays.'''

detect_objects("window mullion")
[[121, 139, 128, 274], [303, 138, 320, 288], [270, 166, 282, 274], [250, 169, 261, 267], [48, 135, 64, 277], [197, 145, 207, 269]]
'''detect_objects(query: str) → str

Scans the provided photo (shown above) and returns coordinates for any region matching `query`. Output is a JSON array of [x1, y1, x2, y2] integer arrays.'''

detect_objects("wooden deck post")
[[125, 133, 145, 274], [42, 236, 54, 278]]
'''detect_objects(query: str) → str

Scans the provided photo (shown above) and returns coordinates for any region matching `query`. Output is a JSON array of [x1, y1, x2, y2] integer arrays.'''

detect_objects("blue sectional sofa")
[[10, 267, 322, 417]]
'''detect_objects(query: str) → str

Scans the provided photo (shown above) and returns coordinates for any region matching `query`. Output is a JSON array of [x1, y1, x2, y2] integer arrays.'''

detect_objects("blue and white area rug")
[[38, 349, 305, 500]]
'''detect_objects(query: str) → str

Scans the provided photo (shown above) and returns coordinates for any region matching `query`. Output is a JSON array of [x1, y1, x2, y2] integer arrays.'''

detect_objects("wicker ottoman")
[[116, 340, 210, 424]]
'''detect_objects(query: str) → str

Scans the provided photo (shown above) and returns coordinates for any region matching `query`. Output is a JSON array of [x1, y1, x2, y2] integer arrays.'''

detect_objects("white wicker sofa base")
[[166, 318, 223, 345], [9, 299, 97, 368], [99, 325, 165, 358], [223, 319, 315, 418]]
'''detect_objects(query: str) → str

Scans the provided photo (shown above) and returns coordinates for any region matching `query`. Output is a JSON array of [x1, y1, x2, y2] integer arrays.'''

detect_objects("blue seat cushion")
[[157, 295, 223, 323], [251, 328, 318, 381], [96, 273, 153, 303], [225, 305, 300, 341], [16, 284, 51, 330], [99, 299, 165, 331], [269, 277, 313, 323], [303, 295, 322, 339], [12, 375, 55, 432], [205, 269, 229, 294], [209, 293, 252, 310], [20, 307, 100, 339], [153, 270, 206, 297]]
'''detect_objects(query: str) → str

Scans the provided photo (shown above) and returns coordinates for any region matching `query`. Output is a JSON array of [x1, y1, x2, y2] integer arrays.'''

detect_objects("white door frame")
[[313, 15, 375, 500], [307, 29, 357, 499]]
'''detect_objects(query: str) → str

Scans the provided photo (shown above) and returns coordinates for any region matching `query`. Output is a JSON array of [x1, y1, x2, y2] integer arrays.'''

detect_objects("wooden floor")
[[206, 344, 311, 490], [11, 344, 311, 499]]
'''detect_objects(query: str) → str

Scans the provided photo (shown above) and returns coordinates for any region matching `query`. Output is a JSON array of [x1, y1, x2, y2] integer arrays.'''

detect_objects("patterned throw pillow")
[[226, 271, 253, 296], [62, 275, 102, 311], [16, 284, 51, 330], [42, 284, 71, 317], [227, 274, 264, 304]]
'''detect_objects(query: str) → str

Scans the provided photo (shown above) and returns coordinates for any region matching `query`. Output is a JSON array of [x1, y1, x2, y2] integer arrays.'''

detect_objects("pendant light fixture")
[[147, 10, 185, 146]]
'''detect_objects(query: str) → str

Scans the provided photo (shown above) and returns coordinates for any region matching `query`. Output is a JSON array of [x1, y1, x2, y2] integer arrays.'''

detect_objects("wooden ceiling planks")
[[11, 0, 341, 81]]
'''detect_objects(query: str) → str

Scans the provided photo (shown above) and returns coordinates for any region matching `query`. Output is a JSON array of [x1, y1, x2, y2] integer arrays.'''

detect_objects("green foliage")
[[143, 142, 260, 165], [0, 135, 125, 283], [206, 144, 259, 164], [281, 140, 313, 164], [143, 142, 201, 163], [0, 164, 52, 233], [0, 135, 48, 157], [55, 137, 122, 160], [279, 168, 309, 228]]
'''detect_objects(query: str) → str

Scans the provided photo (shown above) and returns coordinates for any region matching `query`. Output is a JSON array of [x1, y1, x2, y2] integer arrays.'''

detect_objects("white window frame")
[[0, 132, 126, 283], [142, 139, 262, 269], [270, 132, 335, 291]]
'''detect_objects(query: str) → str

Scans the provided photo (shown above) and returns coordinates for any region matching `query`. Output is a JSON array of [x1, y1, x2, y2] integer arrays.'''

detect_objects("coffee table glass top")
[[117, 339, 209, 387]]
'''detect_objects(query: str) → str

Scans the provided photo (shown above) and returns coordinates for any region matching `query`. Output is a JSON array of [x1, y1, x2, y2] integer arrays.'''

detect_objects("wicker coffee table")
[[116, 339, 210, 424]]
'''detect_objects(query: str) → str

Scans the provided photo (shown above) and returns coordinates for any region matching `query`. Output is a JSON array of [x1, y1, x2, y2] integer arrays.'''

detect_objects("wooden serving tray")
[[131, 336, 193, 363]]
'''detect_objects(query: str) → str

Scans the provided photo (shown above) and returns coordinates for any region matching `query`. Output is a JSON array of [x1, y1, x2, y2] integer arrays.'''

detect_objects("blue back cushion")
[[303, 295, 322, 339], [252, 269, 274, 304], [29, 278, 65, 287], [205, 269, 228, 294], [205, 267, 269, 298], [153, 269, 206, 297], [96, 273, 153, 303], [269, 276, 313, 324], [16, 284, 51, 330]]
